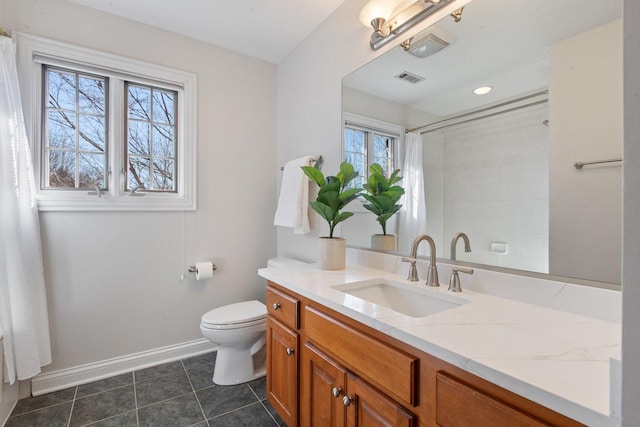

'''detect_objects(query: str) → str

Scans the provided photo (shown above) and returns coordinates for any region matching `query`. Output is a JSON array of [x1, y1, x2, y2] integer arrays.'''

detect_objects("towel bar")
[[574, 158, 622, 169], [280, 156, 320, 171]]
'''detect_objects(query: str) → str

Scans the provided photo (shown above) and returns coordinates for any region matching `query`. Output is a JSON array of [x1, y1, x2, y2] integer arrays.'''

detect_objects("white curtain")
[[0, 36, 51, 384], [398, 132, 427, 254]]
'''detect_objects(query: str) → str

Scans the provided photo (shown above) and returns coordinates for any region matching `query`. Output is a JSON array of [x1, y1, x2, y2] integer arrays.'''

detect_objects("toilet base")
[[212, 343, 266, 385]]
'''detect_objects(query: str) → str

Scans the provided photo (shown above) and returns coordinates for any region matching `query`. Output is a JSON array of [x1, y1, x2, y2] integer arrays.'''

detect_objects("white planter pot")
[[317, 237, 346, 270], [371, 234, 397, 252]]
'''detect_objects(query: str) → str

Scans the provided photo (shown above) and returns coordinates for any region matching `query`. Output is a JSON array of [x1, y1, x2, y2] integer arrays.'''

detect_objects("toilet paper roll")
[[195, 262, 214, 280]]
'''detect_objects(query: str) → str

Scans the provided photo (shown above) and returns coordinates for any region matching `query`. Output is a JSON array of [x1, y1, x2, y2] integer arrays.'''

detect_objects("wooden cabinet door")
[[345, 373, 415, 427], [435, 372, 549, 427], [267, 317, 298, 427], [301, 343, 348, 427]]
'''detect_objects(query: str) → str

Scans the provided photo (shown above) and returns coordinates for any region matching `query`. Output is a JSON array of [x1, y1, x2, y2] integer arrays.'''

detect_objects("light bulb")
[[359, 0, 398, 27], [388, 4, 423, 29], [473, 86, 492, 95]]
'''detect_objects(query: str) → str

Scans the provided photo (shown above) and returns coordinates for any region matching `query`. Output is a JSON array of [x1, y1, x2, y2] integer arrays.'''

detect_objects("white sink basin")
[[333, 278, 469, 318]]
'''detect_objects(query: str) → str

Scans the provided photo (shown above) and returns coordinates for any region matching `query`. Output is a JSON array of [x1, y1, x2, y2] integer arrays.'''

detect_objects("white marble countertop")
[[258, 260, 621, 427]]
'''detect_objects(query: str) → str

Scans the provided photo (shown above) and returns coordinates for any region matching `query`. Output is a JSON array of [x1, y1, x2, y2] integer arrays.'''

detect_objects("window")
[[342, 113, 402, 190], [17, 33, 197, 211], [126, 83, 177, 192], [43, 66, 108, 190]]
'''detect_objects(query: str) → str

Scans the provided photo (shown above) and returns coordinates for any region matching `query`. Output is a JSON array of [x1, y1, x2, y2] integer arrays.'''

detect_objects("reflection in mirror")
[[341, 0, 622, 285]]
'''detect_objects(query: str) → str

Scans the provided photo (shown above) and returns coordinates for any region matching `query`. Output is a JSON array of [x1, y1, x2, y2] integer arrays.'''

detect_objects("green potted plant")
[[361, 163, 405, 251], [301, 161, 361, 270]]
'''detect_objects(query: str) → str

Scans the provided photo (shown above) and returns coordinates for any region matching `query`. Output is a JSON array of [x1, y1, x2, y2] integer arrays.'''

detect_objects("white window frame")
[[15, 33, 197, 211], [342, 112, 404, 213]]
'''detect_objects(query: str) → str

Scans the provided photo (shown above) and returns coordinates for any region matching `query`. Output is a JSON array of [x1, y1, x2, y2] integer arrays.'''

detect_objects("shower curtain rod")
[[406, 90, 549, 135]]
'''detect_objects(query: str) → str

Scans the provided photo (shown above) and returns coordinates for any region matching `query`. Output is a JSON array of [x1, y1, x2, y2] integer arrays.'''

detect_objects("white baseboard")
[[31, 338, 216, 396]]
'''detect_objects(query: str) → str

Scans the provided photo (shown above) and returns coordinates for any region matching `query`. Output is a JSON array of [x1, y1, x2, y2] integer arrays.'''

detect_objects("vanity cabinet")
[[344, 373, 415, 427], [435, 372, 547, 427], [301, 342, 347, 427], [266, 281, 584, 427], [266, 286, 300, 427], [301, 342, 415, 427]]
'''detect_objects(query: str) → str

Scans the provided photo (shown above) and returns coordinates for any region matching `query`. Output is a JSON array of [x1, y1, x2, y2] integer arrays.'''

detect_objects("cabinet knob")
[[332, 387, 342, 398], [286, 347, 295, 356], [272, 302, 281, 310], [342, 396, 352, 407]]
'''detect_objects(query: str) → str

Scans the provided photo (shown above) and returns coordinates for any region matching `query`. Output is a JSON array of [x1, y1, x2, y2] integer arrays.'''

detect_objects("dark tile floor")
[[5, 352, 284, 427]]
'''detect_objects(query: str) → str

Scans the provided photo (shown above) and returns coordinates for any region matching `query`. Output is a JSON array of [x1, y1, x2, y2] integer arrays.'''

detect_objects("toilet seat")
[[201, 318, 266, 330], [201, 300, 266, 330]]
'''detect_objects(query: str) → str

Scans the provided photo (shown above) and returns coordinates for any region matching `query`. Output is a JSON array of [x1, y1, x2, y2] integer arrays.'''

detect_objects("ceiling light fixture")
[[473, 86, 492, 95], [450, 6, 464, 22], [403, 26, 455, 58], [359, 0, 462, 51]]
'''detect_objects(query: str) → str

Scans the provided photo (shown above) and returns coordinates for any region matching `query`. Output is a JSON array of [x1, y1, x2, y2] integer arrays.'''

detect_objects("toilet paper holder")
[[188, 263, 218, 273]]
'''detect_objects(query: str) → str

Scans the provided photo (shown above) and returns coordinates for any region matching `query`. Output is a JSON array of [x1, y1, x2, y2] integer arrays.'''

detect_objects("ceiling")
[[343, 0, 622, 117], [68, 0, 622, 112], [69, 0, 349, 63]]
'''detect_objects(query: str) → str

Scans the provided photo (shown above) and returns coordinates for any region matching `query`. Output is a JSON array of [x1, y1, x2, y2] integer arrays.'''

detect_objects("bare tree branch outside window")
[[126, 83, 177, 192], [344, 127, 366, 190], [44, 66, 107, 189], [344, 125, 397, 191]]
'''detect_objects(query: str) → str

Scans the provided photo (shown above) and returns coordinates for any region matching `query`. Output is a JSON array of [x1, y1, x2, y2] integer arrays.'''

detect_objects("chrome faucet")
[[402, 234, 439, 287], [450, 232, 471, 260], [448, 266, 473, 292]]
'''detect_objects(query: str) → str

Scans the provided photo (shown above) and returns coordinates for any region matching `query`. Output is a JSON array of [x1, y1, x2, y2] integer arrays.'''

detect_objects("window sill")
[[36, 193, 196, 212]]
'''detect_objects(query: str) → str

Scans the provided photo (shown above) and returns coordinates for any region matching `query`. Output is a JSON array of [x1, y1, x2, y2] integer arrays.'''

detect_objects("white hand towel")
[[274, 156, 314, 234]]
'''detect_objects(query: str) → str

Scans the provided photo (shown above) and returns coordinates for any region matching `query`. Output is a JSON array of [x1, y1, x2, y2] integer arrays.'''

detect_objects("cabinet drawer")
[[305, 306, 418, 406], [436, 372, 547, 427], [266, 285, 299, 330]]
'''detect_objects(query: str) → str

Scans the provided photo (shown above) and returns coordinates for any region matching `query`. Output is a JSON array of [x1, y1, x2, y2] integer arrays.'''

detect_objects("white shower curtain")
[[398, 132, 428, 254], [0, 36, 51, 383]]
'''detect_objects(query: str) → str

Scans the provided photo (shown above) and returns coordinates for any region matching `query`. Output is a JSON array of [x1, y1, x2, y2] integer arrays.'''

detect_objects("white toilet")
[[200, 300, 267, 385]]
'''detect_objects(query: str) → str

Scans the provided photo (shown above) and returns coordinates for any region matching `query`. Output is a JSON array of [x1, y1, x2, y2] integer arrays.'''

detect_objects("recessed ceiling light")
[[473, 86, 492, 95]]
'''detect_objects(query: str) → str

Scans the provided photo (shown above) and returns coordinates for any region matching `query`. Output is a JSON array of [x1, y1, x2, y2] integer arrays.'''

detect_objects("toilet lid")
[[201, 300, 266, 326]]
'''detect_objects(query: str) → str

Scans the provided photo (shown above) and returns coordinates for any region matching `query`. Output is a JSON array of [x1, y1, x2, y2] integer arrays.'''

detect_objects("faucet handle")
[[401, 257, 419, 282], [448, 266, 473, 292]]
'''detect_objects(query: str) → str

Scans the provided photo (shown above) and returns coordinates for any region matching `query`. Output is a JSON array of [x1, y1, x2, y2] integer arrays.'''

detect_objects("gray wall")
[[1, 0, 278, 373], [622, 1, 640, 425]]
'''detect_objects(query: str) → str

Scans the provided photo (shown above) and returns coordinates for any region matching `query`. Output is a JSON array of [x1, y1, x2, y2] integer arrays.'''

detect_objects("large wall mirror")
[[342, 0, 622, 286]]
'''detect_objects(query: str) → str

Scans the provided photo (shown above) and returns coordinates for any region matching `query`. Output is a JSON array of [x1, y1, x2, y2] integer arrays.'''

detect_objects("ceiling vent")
[[394, 71, 425, 84]]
